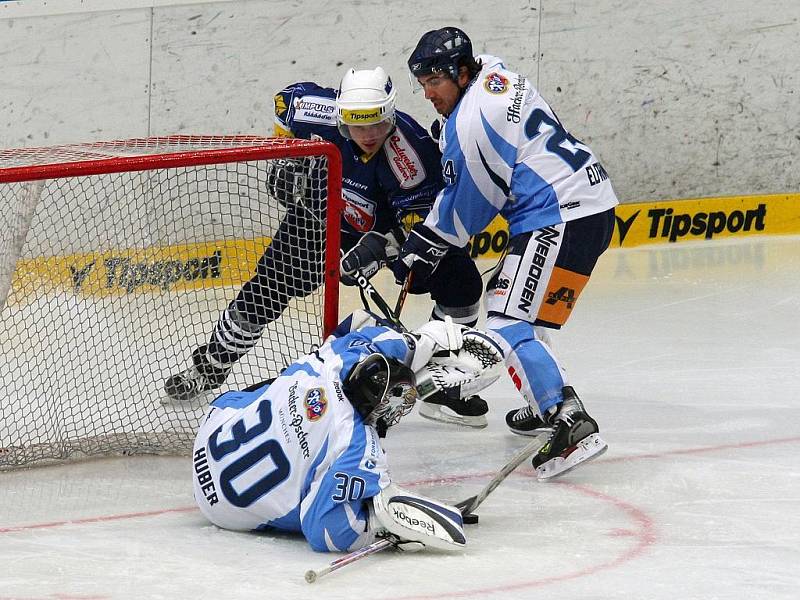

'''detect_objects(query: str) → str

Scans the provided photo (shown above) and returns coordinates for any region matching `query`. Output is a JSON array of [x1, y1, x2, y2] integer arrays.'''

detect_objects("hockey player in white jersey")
[[192, 310, 502, 552], [394, 27, 618, 479]]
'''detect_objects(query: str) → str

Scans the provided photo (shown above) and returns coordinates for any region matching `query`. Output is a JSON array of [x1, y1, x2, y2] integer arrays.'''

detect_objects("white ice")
[[2, 235, 799, 600]]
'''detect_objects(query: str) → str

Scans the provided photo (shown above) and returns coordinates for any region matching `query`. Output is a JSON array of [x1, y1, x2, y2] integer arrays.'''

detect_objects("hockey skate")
[[531, 386, 607, 480], [505, 405, 552, 437], [418, 386, 488, 428], [163, 345, 231, 405]]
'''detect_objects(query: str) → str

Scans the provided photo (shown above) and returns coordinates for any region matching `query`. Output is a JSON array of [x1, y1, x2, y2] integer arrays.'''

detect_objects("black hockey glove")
[[266, 157, 315, 210], [340, 230, 403, 286], [390, 223, 449, 288]]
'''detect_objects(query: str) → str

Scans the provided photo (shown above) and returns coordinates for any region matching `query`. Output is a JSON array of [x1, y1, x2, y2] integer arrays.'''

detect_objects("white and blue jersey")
[[425, 57, 619, 248], [192, 326, 415, 552]]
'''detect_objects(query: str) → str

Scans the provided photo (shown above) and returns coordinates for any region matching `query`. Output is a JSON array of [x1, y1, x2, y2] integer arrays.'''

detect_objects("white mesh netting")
[[0, 136, 341, 469]]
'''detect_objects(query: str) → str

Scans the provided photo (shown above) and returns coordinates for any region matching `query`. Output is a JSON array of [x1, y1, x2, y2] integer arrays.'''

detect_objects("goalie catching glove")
[[339, 229, 403, 286], [409, 318, 505, 401]]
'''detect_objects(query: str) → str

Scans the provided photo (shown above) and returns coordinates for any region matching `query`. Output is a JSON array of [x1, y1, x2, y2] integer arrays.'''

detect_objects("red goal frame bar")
[[0, 135, 343, 336]]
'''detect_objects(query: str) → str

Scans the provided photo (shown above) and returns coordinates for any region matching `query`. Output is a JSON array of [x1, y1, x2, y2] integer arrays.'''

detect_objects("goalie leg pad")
[[415, 360, 481, 401], [370, 484, 466, 551], [414, 350, 502, 402], [459, 371, 501, 397], [460, 330, 504, 371]]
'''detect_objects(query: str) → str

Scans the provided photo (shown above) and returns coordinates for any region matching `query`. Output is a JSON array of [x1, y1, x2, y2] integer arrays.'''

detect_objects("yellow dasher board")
[[8, 193, 799, 303], [465, 193, 799, 257]]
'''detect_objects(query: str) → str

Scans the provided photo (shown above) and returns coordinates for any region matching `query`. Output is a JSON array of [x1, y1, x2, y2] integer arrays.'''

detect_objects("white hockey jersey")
[[425, 58, 619, 247], [192, 325, 415, 552]]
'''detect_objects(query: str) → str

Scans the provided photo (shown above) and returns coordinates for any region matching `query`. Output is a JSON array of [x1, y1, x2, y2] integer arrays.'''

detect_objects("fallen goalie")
[[191, 310, 503, 553]]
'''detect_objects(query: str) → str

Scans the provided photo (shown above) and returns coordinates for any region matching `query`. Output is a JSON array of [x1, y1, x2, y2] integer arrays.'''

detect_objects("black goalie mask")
[[343, 353, 417, 436]]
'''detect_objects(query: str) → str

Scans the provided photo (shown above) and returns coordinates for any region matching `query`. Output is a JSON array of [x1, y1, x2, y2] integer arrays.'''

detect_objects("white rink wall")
[[0, 0, 798, 202]]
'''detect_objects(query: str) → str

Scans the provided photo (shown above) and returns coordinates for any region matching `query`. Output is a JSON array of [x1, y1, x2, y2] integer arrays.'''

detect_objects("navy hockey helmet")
[[407, 27, 473, 81], [343, 353, 417, 433]]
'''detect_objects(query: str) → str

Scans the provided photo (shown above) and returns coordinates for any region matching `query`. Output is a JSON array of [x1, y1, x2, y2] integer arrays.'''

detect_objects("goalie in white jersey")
[[393, 27, 619, 479], [192, 310, 502, 552]]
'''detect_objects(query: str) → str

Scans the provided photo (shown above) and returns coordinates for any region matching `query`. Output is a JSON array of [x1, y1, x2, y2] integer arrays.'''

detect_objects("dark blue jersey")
[[273, 82, 444, 251]]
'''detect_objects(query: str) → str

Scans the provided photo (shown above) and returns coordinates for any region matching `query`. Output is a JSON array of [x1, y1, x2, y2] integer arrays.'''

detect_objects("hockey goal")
[[0, 135, 342, 469]]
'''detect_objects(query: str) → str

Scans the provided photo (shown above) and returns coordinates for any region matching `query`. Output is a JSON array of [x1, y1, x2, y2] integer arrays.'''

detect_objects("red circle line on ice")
[[1, 434, 798, 599]]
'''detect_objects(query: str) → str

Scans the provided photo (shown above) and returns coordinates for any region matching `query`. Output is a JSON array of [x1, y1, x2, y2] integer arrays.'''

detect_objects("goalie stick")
[[304, 538, 394, 583], [303, 433, 546, 583]]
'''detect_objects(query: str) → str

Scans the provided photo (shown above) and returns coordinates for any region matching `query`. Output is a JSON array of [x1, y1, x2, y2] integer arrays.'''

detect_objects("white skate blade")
[[418, 402, 488, 429], [535, 433, 608, 480]]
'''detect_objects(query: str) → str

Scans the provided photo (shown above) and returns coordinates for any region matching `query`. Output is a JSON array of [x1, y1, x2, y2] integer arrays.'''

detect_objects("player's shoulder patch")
[[383, 128, 427, 190], [274, 92, 290, 120], [292, 94, 337, 126], [304, 387, 328, 421], [483, 71, 510, 95]]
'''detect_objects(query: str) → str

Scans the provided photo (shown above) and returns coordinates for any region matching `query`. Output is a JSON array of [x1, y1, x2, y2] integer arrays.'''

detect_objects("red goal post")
[[0, 135, 343, 469]]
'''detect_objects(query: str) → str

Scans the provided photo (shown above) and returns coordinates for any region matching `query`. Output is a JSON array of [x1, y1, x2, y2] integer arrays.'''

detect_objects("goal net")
[[0, 135, 342, 469]]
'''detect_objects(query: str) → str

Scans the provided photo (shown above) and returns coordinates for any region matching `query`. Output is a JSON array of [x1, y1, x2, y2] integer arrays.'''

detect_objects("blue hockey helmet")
[[407, 27, 474, 81]]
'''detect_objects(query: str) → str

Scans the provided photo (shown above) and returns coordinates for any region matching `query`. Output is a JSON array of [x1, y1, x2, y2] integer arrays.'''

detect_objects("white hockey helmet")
[[336, 67, 397, 139]]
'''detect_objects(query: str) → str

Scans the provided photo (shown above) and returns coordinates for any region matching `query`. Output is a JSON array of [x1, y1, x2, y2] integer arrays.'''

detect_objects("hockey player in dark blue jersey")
[[165, 67, 487, 427]]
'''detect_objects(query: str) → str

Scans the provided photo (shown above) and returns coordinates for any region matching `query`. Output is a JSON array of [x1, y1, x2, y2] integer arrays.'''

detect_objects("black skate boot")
[[531, 386, 607, 480], [163, 345, 232, 404], [419, 386, 488, 428], [505, 405, 552, 437]]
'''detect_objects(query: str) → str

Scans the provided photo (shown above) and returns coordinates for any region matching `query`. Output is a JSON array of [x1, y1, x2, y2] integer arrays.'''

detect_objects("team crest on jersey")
[[484, 72, 509, 94], [342, 189, 377, 232], [385, 130, 426, 190], [304, 388, 327, 421]]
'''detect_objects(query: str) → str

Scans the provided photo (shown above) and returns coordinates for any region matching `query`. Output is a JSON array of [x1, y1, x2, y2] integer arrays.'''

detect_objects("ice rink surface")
[[2, 235, 799, 600]]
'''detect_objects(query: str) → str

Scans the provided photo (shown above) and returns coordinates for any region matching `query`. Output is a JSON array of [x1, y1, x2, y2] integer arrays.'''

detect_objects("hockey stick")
[[455, 434, 547, 517], [353, 269, 408, 332], [305, 538, 394, 583], [394, 272, 413, 319], [304, 435, 546, 583]]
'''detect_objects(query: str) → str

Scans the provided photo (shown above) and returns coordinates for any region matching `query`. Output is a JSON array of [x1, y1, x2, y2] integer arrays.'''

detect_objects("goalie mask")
[[336, 67, 397, 141], [343, 353, 417, 435]]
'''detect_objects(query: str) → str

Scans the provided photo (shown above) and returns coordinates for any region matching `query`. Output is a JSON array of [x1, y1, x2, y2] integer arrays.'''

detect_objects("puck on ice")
[[463, 513, 479, 524]]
